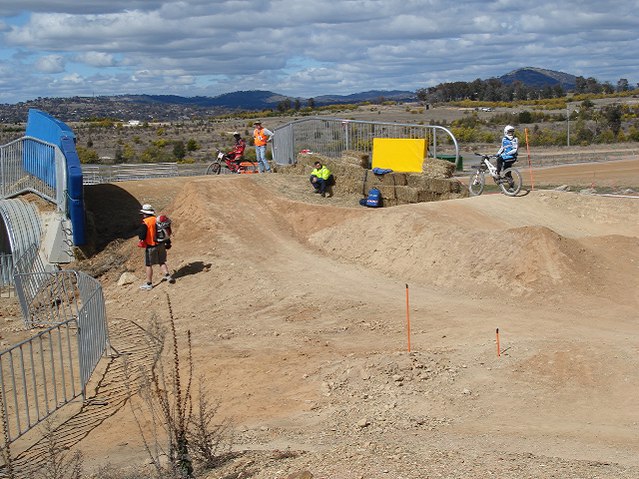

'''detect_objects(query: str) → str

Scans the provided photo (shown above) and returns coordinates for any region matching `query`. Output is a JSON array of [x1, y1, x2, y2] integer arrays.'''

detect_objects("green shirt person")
[[310, 161, 334, 197]]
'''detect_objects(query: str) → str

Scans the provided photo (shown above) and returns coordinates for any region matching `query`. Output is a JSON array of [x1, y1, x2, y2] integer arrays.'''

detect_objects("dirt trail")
[[8, 163, 639, 478]]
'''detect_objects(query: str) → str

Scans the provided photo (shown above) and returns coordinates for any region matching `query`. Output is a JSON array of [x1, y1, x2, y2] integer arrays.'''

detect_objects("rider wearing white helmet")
[[496, 125, 518, 176]]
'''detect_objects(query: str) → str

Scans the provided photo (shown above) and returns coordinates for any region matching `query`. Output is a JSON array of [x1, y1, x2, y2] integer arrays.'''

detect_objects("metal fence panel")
[[75, 274, 108, 387], [14, 270, 82, 328], [271, 117, 460, 169], [0, 319, 81, 443], [0, 137, 66, 212], [1, 244, 109, 449]]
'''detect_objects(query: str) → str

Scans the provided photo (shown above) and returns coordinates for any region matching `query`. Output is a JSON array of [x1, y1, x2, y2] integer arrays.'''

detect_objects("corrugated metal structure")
[[0, 199, 42, 296]]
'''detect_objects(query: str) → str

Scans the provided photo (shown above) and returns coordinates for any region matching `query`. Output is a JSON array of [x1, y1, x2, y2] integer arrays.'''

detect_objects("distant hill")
[[499, 67, 577, 89], [120, 89, 416, 110], [313, 90, 416, 105]]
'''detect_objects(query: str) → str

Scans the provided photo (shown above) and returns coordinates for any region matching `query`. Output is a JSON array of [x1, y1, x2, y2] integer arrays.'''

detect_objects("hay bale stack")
[[277, 151, 468, 205]]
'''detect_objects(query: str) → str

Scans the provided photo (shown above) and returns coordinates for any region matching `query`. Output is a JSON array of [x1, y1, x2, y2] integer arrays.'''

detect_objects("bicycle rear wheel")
[[499, 167, 522, 196], [468, 170, 485, 196], [206, 162, 221, 175]]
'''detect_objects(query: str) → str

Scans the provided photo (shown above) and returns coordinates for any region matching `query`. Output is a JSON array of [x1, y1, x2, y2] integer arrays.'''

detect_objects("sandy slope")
[[9, 161, 639, 478]]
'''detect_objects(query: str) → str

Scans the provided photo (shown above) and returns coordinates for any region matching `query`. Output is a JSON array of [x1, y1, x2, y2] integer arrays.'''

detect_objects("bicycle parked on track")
[[468, 153, 522, 196], [206, 148, 258, 175]]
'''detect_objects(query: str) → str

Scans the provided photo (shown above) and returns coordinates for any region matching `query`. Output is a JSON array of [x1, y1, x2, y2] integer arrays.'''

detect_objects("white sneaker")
[[163, 275, 175, 284], [139, 282, 153, 291]]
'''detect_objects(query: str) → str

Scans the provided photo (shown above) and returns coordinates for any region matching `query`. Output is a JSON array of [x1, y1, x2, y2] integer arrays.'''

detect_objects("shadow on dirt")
[[173, 261, 212, 280]]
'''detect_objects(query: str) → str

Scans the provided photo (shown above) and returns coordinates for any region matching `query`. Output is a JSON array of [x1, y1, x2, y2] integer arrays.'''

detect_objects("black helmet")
[[232, 131, 241, 139]]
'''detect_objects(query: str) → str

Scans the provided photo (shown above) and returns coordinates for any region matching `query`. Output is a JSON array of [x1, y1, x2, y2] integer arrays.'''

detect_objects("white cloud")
[[0, 0, 638, 103], [35, 54, 65, 73], [75, 51, 116, 67]]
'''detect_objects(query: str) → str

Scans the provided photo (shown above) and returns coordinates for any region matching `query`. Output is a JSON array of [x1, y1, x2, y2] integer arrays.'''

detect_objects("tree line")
[[416, 76, 635, 103]]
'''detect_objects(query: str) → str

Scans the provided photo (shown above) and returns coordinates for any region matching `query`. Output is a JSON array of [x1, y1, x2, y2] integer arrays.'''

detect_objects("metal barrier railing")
[[271, 117, 461, 169], [0, 318, 82, 444], [81, 162, 212, 185], [0, 137, 67, 213], [0, 244, 110, 447], [15, 270, 82, 329]]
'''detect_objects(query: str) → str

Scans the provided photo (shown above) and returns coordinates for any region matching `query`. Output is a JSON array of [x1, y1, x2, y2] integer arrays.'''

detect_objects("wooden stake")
[[496, 328, 500, 357]]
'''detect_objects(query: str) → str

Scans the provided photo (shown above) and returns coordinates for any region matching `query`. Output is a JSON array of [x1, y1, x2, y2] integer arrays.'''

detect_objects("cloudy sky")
[[0, 0, 638, 104]]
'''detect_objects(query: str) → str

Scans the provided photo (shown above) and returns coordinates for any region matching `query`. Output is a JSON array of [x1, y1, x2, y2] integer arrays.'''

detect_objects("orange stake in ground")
[[525, 128, 534, 191], [496, 328, 501, 357]]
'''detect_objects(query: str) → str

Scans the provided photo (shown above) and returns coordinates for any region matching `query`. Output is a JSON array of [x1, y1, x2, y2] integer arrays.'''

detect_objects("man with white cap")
[[137, 203, 174, 290]]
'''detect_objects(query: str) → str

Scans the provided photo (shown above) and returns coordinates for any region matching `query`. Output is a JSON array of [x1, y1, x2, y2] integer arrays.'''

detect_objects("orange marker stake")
[[405, 284, 411, 352], [525, 128, 535, 191], [496, 328, 501, 357]]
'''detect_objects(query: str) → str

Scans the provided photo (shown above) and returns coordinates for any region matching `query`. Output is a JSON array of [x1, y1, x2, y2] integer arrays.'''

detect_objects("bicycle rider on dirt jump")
[[496, 125, 518, 180]]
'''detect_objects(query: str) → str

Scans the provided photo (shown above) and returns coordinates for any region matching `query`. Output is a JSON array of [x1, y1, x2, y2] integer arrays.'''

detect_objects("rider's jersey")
[[228, 139, 246, 159], [497, 136, 518, 160]]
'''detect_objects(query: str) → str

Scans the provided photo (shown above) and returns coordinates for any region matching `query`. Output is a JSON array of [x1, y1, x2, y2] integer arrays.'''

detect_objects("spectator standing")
[[252, 121, 274, 173], [138, 204, 174, 290], [310, 161, 334, 197]]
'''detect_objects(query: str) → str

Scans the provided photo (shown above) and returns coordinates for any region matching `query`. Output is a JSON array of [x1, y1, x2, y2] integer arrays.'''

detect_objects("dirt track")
[[8, 159, 639, 478]]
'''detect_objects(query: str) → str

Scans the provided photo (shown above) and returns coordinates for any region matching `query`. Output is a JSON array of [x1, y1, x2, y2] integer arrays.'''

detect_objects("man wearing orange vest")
[[137, 203, 174, 290], [253, 121, 274, 173]]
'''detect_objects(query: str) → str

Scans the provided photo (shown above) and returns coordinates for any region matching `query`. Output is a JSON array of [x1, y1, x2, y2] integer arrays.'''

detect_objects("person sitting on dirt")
[[495, 125, 519, 178], [226, 132, 246, 170], [310, 161, 335, 197]]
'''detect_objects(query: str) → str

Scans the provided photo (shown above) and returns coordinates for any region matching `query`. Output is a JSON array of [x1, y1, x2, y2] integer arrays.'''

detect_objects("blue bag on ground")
[[359, 188, 382, 207]]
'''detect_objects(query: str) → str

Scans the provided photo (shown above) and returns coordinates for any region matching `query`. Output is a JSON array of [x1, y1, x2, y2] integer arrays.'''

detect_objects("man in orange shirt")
[[253, 121, 274, 173], [137, 204, 174, 290]]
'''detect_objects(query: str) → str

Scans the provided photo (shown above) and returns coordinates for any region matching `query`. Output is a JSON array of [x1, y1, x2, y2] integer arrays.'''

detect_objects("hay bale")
[[388, 173, 408, 186], [417, 190, 439, 202], [422, 157, 456, 178], [406, 175, 428, 189], [341, 150, 370, 168], [395, 186, 419, 203]]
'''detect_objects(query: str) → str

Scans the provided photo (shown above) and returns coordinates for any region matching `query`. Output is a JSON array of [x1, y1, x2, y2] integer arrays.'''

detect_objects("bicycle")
[[468, 153, 522, 197], [206, 148, 258, 175]]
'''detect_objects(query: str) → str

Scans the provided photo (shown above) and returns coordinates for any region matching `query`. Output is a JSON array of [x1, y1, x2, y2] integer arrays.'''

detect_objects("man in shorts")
[[138, 203, 174, 290]]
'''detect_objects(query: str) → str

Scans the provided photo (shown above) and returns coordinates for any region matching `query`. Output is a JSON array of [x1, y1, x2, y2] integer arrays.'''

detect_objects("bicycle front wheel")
[[468, 170, 485, 196], [206, 162, 221, 175], [499, 167, 522, 196]]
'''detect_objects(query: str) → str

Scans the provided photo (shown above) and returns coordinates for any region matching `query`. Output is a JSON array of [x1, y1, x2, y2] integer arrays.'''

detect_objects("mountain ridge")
[[498, 67, 576, 89], [102, 67, 579, 109], [0, 67, 585, 122]]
